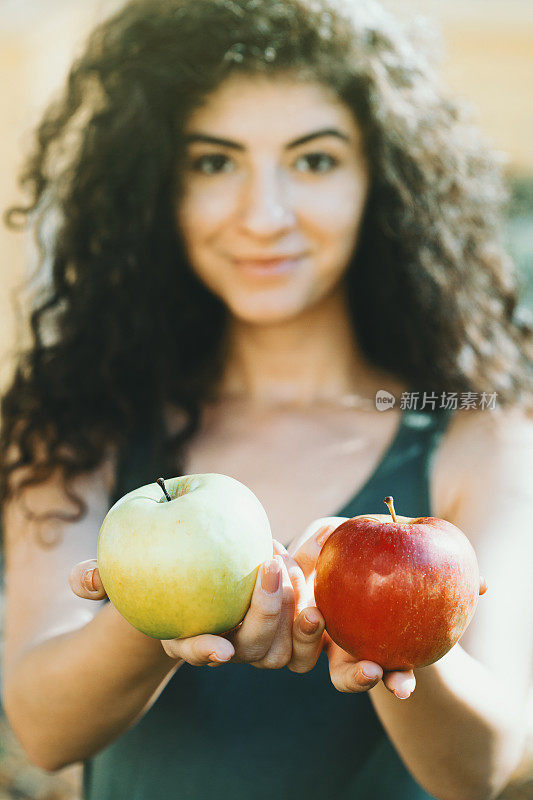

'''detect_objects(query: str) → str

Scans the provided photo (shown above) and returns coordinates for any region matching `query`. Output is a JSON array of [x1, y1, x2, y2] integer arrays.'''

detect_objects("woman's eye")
[[294, 152, 339, 173], [189, 154, 234, 175]]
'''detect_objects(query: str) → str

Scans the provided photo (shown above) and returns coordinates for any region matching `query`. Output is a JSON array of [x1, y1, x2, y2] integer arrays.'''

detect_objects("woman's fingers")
[[161, 634, 235, 666], [326, 641, 383, 693], [225, 555, 284, 663], [273, 539, 309, 615], [288, 517, 346, 562], [250, 558, 295, 669], [381, 670, 417, 700], [287, 607, 326, 673], [69, 559, 107, 600], [289, 517, 347, 579], [289, 525, 330, 582], [272, 539, 287, 557], [326, 641, 417, 697]]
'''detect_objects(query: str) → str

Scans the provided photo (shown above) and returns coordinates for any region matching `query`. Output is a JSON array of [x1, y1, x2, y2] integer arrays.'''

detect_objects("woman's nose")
[[238, 166, 295, 237]]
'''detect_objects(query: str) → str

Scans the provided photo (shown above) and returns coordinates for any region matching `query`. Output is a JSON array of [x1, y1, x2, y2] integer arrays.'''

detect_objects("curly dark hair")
[[1, 0, 531, 546]]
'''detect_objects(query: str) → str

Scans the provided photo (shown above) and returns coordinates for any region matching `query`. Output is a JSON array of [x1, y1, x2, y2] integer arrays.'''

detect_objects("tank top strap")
[[400, 406, 455, 453], [403, 406, 455, 516], [338, 406, 455, 519]]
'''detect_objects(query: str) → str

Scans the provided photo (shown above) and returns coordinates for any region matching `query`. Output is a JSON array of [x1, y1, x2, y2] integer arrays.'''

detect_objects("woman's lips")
[[232, 255, 304, 276]]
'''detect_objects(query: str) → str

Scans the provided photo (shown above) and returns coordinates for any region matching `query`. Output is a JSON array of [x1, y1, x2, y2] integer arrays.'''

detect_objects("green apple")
[[97, 473, 273, 639]]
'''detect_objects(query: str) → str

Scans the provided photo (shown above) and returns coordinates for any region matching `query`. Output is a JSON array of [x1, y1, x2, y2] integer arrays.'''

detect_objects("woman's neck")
[[213, 285, 402, 410]]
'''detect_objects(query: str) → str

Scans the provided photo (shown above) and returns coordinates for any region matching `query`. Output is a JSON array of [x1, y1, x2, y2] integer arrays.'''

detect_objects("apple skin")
[[314, 514, 481, 670], [97, 473, 272, 639]]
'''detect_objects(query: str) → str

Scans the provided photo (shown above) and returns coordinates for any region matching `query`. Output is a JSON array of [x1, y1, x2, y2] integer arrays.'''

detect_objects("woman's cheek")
[[297, 175, 367, 235], [178, 180, 238, 234]]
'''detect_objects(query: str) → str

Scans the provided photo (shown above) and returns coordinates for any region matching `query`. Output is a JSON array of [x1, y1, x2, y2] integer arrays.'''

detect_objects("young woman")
[[1, 1, 532, 798]]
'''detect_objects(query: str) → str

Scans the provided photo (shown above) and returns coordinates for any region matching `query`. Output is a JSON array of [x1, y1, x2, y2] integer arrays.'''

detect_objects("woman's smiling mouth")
[[232, 254, 307, 276]]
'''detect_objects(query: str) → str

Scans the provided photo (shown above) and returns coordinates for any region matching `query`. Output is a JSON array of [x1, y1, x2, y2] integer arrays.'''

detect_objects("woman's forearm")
[[2, 602, 180, 771], [369, 643, 527, 800]]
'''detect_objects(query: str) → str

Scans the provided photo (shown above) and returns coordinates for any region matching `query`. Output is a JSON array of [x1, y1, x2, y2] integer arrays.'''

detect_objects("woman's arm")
[[3, 601, 181, 771], [368, 643, 526, 800], [290, 408, 532, 800], [363, 408, 533, 800], [1, 462, 180, 771], [2, 460, 323, 771]]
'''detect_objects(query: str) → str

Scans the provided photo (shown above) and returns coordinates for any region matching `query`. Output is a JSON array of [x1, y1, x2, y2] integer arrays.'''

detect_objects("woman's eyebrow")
[[183, 127, 350, 150]]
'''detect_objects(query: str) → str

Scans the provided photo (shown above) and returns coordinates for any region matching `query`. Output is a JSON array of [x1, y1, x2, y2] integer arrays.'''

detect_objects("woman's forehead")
[[183, 74, 359, 144]]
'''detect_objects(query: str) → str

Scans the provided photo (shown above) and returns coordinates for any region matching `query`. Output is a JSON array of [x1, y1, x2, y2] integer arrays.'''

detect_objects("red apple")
[[314, 497, 486, 671]]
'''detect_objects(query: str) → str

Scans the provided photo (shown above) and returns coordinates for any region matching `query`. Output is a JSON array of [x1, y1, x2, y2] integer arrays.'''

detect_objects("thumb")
[[69, 559, 107, 600], [162, 634, 235, 666], [290, 517, 347, 579]]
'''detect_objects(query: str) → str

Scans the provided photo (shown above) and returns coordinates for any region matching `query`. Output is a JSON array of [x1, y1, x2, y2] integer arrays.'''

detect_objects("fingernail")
[[302, 610, 320, 634], [261, 559, 281, 594], [395, 689, 410, 700], [83, 568, 96, 592], [209, 650, 232, 663], [361, 666, 381, 681]]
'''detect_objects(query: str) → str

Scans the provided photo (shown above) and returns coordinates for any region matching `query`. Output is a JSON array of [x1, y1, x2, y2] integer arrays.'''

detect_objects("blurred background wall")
[[0, 2, 532, 798]]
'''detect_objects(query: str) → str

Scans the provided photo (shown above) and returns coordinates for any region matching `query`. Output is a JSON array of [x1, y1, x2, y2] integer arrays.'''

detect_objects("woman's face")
[[176, 73, 370, 324]]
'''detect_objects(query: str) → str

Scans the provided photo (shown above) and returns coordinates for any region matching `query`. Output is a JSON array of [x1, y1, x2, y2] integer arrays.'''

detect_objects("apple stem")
[[384, 496, 398, 522], [157, 477, 172, 502]]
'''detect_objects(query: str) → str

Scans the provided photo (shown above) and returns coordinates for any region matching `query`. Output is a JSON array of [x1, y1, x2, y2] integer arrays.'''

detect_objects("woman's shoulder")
[[436, 404, 533, 695], [443, 403, 533, 453], [432, 403, 533, 523]]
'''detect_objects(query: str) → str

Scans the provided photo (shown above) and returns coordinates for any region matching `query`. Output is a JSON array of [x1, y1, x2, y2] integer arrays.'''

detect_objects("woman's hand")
[[68, 542, 324, 670], [286, 518, 417, 700]]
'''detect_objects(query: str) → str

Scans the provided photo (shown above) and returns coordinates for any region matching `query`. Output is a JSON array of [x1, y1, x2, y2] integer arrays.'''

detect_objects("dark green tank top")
[[83, 407, 453, 800]]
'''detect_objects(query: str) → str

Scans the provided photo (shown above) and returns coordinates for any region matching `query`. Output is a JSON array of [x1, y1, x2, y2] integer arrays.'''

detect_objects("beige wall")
[[1, 0, 532, 388], [384, 0, 533, 172], [441, 25, 532, 171]]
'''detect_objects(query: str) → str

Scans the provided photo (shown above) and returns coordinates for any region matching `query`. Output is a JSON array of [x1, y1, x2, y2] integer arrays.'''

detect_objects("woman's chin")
[[226, 299, 307, 326]]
